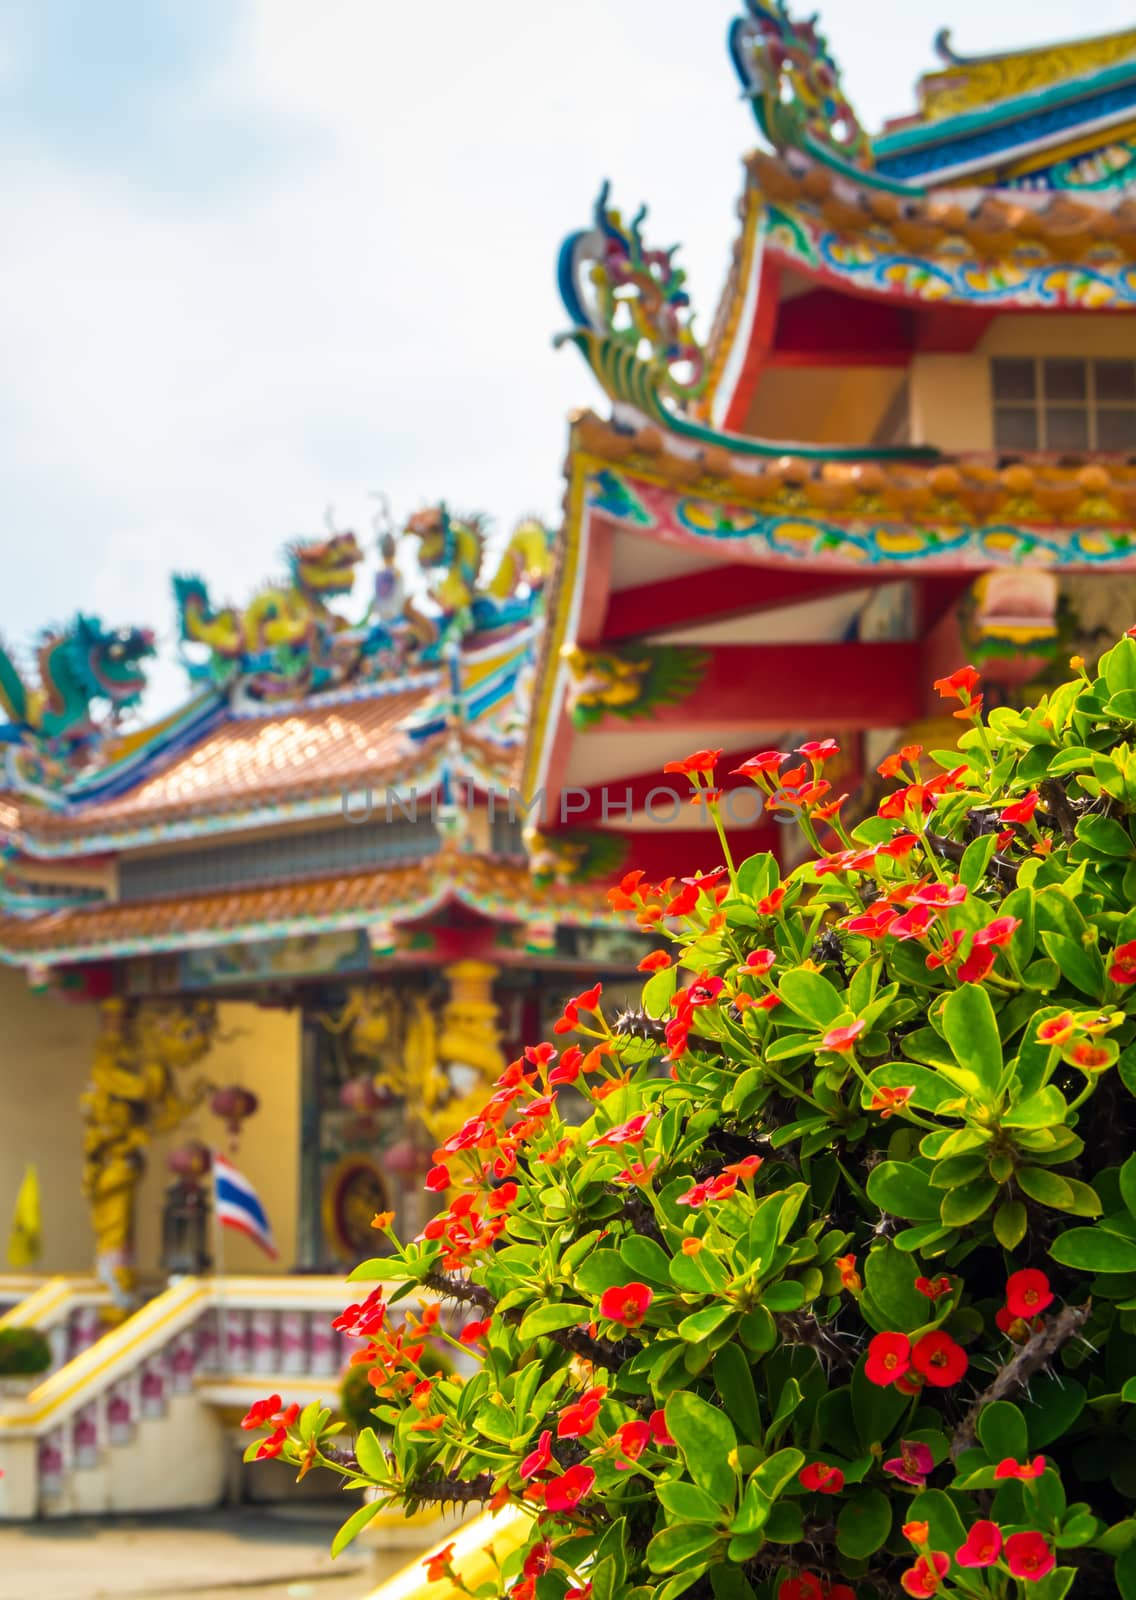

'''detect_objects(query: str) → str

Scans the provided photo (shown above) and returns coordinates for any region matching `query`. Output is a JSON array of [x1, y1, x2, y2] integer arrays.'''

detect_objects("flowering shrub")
[[244, 642, 1136, 1598]]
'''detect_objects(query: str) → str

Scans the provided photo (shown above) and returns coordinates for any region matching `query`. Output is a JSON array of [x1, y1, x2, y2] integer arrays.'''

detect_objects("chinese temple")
[[528, 5, 1136, 876], [4, 0, 1136, 1545]]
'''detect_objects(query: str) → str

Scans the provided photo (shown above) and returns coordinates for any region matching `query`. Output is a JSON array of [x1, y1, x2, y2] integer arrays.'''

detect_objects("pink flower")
[[883, 1440, 934, 1487], [822, 1020, 865, 1053]]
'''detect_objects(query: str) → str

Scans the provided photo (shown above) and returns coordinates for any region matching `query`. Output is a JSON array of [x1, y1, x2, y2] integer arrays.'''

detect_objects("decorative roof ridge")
[[555, 183, 938, 465], [225, 667, 444, 721]]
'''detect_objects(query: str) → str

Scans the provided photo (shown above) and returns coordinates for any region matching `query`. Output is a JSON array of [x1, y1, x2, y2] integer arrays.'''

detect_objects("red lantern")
[[339, 1075, 383, 1114], [167, 1141, 212, 1181], [209, 1085, 258, 1150]]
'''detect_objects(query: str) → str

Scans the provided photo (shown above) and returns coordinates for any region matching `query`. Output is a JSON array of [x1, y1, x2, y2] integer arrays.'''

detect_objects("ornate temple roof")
[[0, 855, 623, 968]]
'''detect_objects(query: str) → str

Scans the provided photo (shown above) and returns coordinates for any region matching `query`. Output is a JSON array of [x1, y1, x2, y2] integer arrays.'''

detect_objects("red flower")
[[878, 743, 923, 778], [994, 1456, 1046, 1481], [1037, 1011, 1076, 1045], [1109, 939, 1136, 984], [587, 1113, 652, 1149], [883, 1441, 933, 1487], [1069, 1042, 1112, 1071], [663, 748, 722, 777], [424, 1165, 451, 1192], [778, 1578, 823, 1600], [836, 1254, 861, 1292], [743, 948, 776, 975], [255, 1427, 289, 1460], [1000, 791, 1040, 825], [1006, 1269, 1054, 1319], [822, 1019, 865, 1053], [459, 1317, 492, 1346], [549, 1047, 584, 1086], [544, 1464, 596, 1512], [638, 950, 671, 972], [799, 1461, 844, 1494], [889, 904, 938, 941], [865, 1332, 911, 1387], [914, 1275, 952, 1302], [557, 1393, 603, 1438], [956, 1521, 1001, 1568], [724, 1154, 763, 1180], [911, 882, 967, 908], [900, 1552, 950, 1598], [523, 1541, 554, 1578], [732, 750, 790, 779], [612, 1419, 651, 1468], [648, 1409, 674, 1446], [599, 1283, 653, 1329], [520, 1429, 553, 1480], [487, 1182, 519, 1213], [933, 665, 980, 701], [972, 916, 1021, 948], [798, 739, 841, 763], [957, 946, 995, 984], [870, 1085, 914, 1119], [688, 975, 725, 1006], [423, 1542, 457, 1582], [995, 1305, 1043, 1340], [911, 1331, 968, 1388], [1005, 1531, 1055, 1580], [756, 886, 787, 915], [241, 1394, 286, 1430]]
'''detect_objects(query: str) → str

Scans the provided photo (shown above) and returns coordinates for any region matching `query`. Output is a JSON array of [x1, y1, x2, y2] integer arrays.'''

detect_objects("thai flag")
[[212, 1153, 278, 1260]]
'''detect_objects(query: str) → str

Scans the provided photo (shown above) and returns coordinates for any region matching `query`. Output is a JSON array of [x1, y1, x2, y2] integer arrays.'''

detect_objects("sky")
[[2, 0, 1135, 718]]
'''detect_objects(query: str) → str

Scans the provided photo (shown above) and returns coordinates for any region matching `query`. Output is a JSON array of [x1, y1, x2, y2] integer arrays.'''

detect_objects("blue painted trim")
[[875, 63, 1136, 181]]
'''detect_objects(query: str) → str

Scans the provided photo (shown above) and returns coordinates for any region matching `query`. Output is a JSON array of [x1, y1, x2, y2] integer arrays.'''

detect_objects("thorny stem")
[[949, 1302, 1091, 1459]]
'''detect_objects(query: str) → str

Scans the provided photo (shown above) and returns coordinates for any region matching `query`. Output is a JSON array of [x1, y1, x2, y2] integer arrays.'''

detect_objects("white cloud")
[[2, 0, 1133, 718]]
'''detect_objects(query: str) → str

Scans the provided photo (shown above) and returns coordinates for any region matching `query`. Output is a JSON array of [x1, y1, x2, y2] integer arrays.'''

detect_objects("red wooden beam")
[[603, 563, 880, 642], [587, 642, 920, 732], [722, 255, 783, 433]]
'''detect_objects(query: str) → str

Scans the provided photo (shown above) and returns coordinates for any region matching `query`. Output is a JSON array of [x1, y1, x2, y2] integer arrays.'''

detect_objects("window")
[[992, 357, 1136, 453]]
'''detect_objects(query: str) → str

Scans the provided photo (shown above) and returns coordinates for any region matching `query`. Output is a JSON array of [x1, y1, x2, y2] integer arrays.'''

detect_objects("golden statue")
[[325, 963, 503, 1147], [80, 998, 217, 1313]]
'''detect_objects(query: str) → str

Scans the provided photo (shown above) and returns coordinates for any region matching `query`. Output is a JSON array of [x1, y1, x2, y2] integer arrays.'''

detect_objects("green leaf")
[[620, 1236, 675, 1287], [977, 1401, 1028, 1463], [958, 833, 998, 888], [835, 1488, 892, 1559], [1003, 1087, 1070, 1128], [777, 969, 844, 1026], [1040, 932, 1105, 1000], [665, 1392, 739, 1507], [354, 1427, 387, 1479], [331, 1498, 385, 1557], [994, 1200, 1028, 1249], [1118, 1542, 1136, 1600], [751, 1447, 804, 1503], [646, 1525, 722, 1574], [657, 1482, 728, 1524], [763, 1501, 804, 1544], [761, 1280, 806, 1313], [907, 1487, 968, 1555], [643, 963, 677, 1018], [575, 1250, 635, 1294], [679, 1304, 736, 1342], [865, 1160, 940, 1222], [940, 983, 1003, 1100], [737, 852, 778, 903], [1017, 1168, 1076, 1209], [1050, 1228, 1136, 1273], [518, 1304, 589, 1340], [1076, 814, 1134, 858], [1120, 1155, 1136, 1220], [714, 1344, 762, 1441], [940, 1176, 999, 1227], [862, 1243, 930, 1333], [1104, 636, 1136, 694]]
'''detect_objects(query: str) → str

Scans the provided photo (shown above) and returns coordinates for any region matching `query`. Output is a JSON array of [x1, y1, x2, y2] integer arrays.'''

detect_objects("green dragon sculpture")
[[0, 615, 155, 784]]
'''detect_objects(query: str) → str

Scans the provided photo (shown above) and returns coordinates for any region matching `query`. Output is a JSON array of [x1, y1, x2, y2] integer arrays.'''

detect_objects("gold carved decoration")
[[920, 30, 1136, 123], [80, 999, 217, 1313]]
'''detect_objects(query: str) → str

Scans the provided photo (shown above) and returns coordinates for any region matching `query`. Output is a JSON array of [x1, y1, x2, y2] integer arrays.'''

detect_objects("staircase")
[[0, 1274, 425, 1520], [0, 1275, 114, 1374]]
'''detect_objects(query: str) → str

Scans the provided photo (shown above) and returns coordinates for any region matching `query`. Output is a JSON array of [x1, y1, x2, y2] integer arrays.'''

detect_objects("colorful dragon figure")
[[402, 506, 552, 623], [0, 614, 155, 784], [558, 182, 705, 406], [729, 1, 872, 169], [173, 530, 366, 701]]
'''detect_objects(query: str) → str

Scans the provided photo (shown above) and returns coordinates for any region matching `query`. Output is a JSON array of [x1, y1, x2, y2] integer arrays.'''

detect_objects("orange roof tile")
[[0, 856, 619, 961]]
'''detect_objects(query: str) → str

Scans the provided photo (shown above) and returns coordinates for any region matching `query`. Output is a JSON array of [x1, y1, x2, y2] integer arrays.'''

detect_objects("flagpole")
[[210, 1153, 230, 1379]]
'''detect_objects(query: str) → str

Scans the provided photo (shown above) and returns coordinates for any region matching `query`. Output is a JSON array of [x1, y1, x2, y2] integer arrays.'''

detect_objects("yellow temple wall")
[[0, 968, 100, 1273], [744, 366, 904, 444], [909, 315, 1136, 452], [135, 1002, 302, 1276], [0, 972, 301, 1280]]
